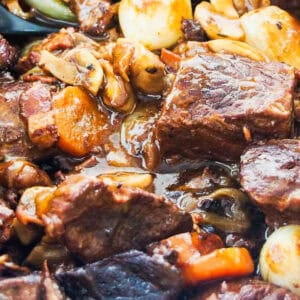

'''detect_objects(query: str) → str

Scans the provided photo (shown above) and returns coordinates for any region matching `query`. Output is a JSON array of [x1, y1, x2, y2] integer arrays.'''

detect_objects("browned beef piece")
[[0, 269, 64, 300], [70, 0, 115, 36], [0, 273, 42, 299], [0, 160, 51, 190], [181, 19, 207, 42], [240, 139, 300, 227], [0, 204, 14, 244], [43, 174, 193, 262], [0, 35, 17, 71], [156, 53, 295, 161], [0, 81, 56, 160], [56, 250, 183, 300], [16, 29, 75, 74], [194, 277, 300, 300]]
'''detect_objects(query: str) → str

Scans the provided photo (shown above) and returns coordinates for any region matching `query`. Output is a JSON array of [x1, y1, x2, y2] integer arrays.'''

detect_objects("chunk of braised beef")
[[16, 29, 75, 74], [0, 35, 18, 71], [0, 267, 64, 300], [0, 273, 42, 299], [0, 204, 14, 245], [181, 19, 207, 42], [156, 53, 295, 161], [56, 250, 183, 300], [0, 80, 58, 160], [43, 174, 193, 262], [41, 262, 65, 300], [193, 277, 300, 300], [0, 160, 51, 191], [70, 0, 115, 36], [240, 139, 300, 227]]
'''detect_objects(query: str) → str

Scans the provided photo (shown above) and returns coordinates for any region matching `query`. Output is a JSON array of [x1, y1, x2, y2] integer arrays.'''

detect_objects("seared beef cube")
[[0, 35, 17, 71], [0, 269, 64, 300], [43, 174, 193, 262], [0, 160, 51, 190], [0, 81, 56, 160], [0, 273, 42, 299], [156, 53, 295, 161], [71, 0, 115, 36], [56, 250, 183, 300], [194, 277, 300, 299], [0, 204, 14, 244], [16, 29, 75, 74], [240, 139, 300, 226]]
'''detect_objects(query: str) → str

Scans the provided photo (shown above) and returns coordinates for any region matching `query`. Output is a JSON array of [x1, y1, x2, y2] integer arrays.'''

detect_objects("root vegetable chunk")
[[53, 86, 110, 157]]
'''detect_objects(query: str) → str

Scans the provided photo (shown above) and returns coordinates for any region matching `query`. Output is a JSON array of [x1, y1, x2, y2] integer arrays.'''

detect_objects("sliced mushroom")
[[98, 172, 154, 190], [39, 48, 104, 95], [207, 39, 268, 61], [39, 50, 78, 84], [194, 1, 245, 41], [241, 6, 300, 68], [101, 59, 136, 113], [113, 39, 165, 94], [211, 0, 239, 18], [233, 0, 270, 16]]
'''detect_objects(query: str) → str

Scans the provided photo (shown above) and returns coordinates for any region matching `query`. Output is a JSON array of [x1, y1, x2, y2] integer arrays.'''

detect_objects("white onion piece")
[[119, 0, 192, 50], [259, 225, 300, 296]]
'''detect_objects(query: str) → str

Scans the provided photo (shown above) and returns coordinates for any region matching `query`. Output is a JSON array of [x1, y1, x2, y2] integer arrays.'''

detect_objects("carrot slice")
[[53, 86, 110, 157], [182, 247, 254, 285], [160, 48, 181, 71]]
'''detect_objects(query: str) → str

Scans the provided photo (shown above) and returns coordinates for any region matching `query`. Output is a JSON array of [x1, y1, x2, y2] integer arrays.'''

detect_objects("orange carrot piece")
[[182, 247, 254, 285], [160, 48, 181, 71], [53, 86, 110, 157], [162, 232, 224, 265]]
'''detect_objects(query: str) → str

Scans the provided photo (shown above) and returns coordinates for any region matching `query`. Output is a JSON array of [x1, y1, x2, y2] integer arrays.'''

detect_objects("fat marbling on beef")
[[42, 174, 193, 262], [240, 139, 300, 227], [156, 53, 295, 161]]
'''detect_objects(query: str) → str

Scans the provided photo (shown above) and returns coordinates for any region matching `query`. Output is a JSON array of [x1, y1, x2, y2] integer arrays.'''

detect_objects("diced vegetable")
[[160, 48, 181, 71], [149, 232, 224, 265], [53, 86, 110, 157], [23, 0, 77, 22], [183, 247, 254, 285]]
